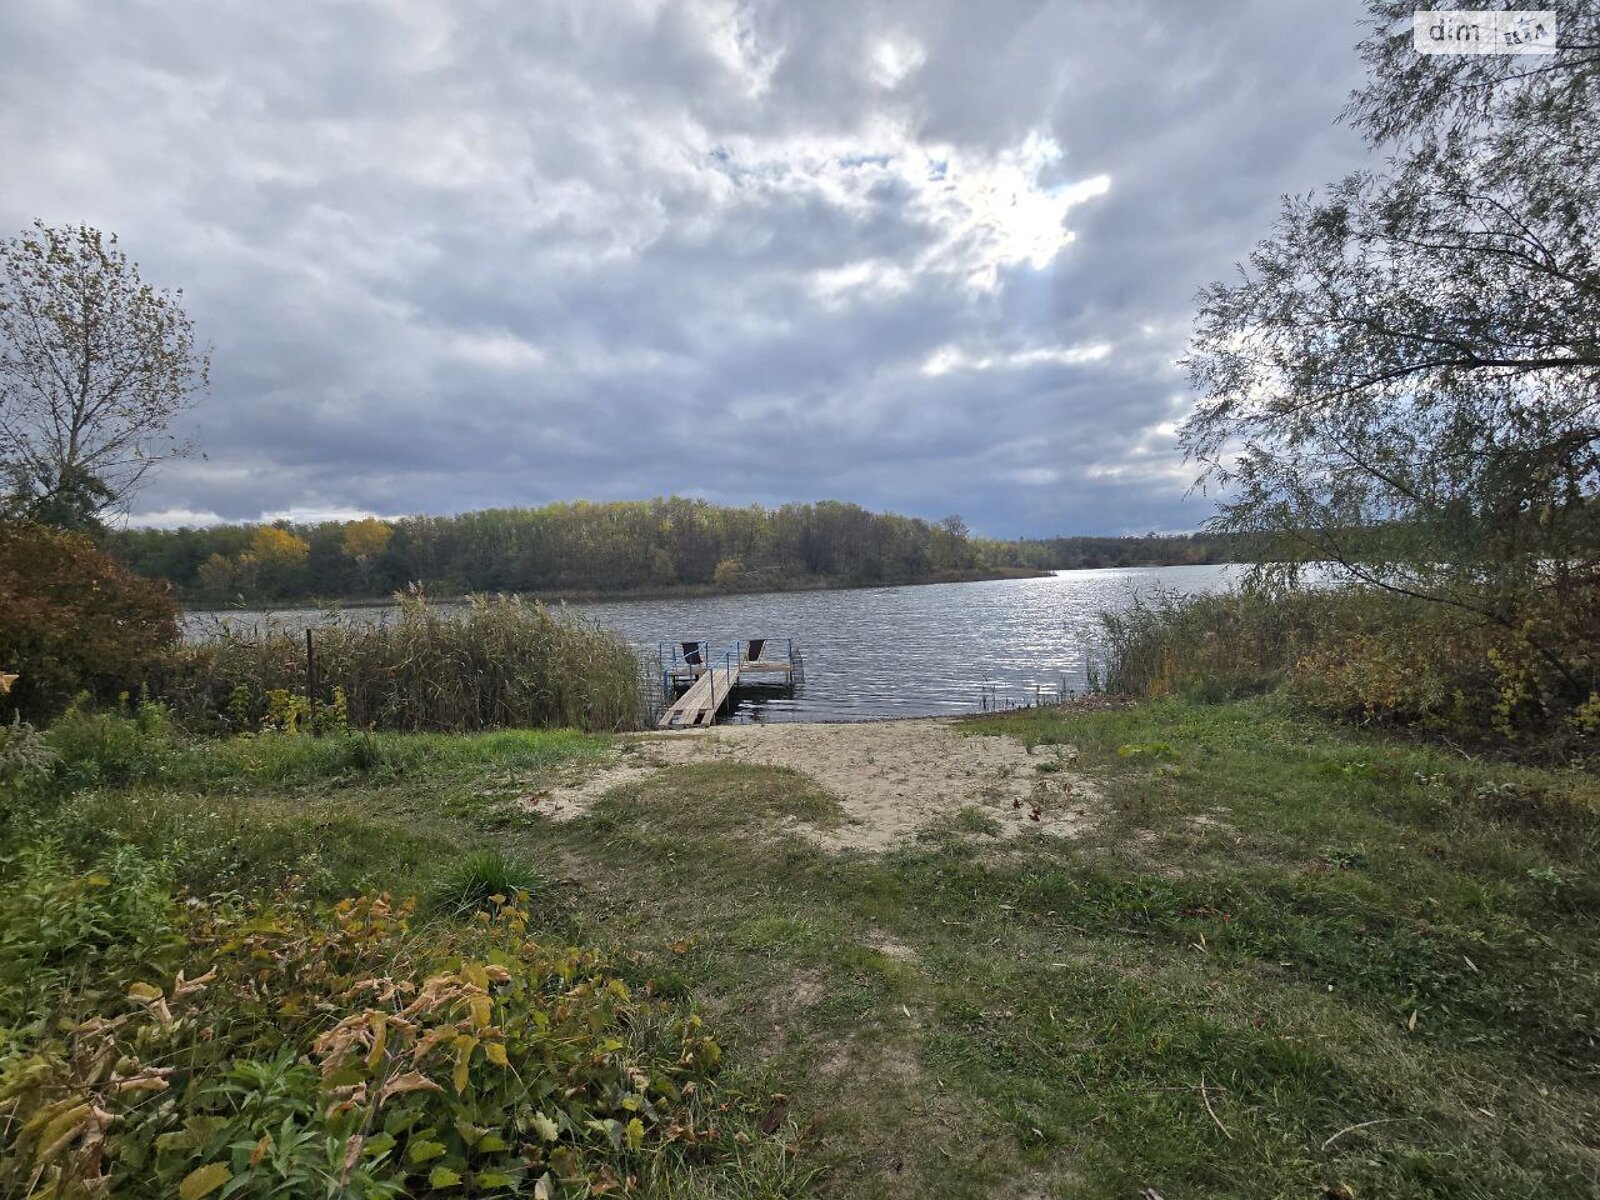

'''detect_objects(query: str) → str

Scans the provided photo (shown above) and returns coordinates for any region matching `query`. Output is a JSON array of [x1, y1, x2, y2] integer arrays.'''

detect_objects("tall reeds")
[[1095, 584, 1599, 748], [161, 593, 644, 733], [1096, 587, 1348, 700]]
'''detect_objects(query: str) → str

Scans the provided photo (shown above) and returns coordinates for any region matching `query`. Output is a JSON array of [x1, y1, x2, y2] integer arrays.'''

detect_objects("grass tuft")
[[424, 847, 547, 916]]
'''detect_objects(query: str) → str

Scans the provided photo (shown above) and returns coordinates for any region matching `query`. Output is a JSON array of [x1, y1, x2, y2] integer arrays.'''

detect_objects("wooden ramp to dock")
[[657, 638, 800, 728], [659, 661, 740, 727]]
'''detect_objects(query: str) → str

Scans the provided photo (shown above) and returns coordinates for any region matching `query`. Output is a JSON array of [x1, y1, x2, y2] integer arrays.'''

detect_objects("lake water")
[[186, 564, 1239, 722]]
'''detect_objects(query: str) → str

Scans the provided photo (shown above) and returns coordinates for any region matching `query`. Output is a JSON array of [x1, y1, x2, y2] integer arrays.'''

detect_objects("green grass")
[[423, 846, 548, 916], [7, 699, 1598, 1197]]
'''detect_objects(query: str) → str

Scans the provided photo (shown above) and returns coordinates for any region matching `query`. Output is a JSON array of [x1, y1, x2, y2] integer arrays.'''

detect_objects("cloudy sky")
[[0, 0, 1374, 536]]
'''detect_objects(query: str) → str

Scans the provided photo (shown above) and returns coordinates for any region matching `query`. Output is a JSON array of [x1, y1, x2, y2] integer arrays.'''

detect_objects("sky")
[[0, 0, 1376, 537]]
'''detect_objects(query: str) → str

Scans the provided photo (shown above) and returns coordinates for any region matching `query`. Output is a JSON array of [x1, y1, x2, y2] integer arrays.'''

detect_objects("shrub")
[[41, 696, 178, 789], [160, 593, 643, 734], [0, 714, 56, 789], [0, 522, 180, 721], [1097, 584, 1600, 749], [0, 878, 764, 1198]]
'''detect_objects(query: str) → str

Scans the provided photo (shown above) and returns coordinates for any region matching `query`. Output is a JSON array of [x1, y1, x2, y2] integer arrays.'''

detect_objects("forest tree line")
[[976, 532, 1243, 571], [105, 497, 1242, 604]]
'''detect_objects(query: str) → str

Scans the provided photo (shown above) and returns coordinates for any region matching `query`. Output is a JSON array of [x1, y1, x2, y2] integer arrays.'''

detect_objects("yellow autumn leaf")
[[179, 1162, 232, 1200], [469, 994, 493, 1031], [484, 1041, 509, 1067], [453, 1034, 479, 1093], [625, 1117, 645, 1151], [366, 1014, 389, 1070], [127, 982, 164, 1001], [18, 1098, 82, 1139], [32, 1103, 91, 1167]]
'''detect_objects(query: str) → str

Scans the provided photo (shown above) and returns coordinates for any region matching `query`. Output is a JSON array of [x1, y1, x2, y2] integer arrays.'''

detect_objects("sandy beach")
[[521, 718, 1097, 851]]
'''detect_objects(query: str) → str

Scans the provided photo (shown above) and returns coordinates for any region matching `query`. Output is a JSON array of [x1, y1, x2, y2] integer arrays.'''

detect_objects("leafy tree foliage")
[[108, 499, 1243, 604], [341, 516, 392, 593], [978, 531, 1241, 571], [0, 222, 208, 526], [242, 525, 311, 597], [109, 498, 985, 601], [1183, 1, 1599, 705], [0, 521, 180, 720]]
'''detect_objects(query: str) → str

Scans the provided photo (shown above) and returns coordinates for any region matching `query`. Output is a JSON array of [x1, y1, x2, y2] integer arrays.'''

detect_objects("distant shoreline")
[[182, 565, 1051, 612], [179, 561, 1246, 616]]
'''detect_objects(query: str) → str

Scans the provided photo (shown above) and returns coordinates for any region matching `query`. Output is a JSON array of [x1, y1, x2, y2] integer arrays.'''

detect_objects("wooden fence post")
[[306, 628, 319, 737]]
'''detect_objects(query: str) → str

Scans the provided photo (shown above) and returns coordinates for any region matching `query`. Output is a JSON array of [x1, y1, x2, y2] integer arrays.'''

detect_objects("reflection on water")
[[186, 565, 1239, 722]]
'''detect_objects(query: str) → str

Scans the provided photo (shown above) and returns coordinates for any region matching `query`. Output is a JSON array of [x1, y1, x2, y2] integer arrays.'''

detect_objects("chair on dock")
[[746, 638, 765, 662], [681, 641, 704, 667]]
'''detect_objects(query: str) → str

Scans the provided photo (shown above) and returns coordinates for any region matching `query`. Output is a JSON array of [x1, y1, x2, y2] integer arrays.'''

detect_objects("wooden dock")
[[657, 639, 802, 728]]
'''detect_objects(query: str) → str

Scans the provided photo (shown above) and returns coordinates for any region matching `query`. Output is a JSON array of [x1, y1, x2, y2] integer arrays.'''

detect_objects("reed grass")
[[160, 593, 644, 733], [1095, 584, 1599, 751], [1096, 586, 1338, 700]]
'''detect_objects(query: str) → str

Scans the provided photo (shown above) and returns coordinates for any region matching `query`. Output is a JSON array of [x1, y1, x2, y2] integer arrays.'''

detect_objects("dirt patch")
[[523, 719, 1098, 852], [750, 967, 831, 1059], [514, 757, 658, 821], [858, 929, 920, 964]]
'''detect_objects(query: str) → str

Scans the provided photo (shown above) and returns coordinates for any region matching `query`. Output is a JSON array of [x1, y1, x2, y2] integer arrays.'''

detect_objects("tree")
[[1182, 2, 1600, 700], [0, 521, 179, 720], [0, 221, 209, 526], [195, 552, 236, 606], [342, 517, 393, 563], [343, 517, 393, 593], [245, 526, 310, 598]]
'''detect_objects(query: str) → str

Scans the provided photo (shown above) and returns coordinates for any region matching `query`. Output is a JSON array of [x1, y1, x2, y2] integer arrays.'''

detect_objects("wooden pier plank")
[[660, 663, 741, 727]]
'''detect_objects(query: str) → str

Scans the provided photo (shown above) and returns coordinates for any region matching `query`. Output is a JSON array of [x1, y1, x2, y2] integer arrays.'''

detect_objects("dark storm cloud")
[[0, 0, 1373, 535]]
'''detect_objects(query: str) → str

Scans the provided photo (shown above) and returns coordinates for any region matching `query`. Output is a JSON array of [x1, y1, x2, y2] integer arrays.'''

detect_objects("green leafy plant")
[[42, 696, 177, 789], [0, 875, 759, 1199]]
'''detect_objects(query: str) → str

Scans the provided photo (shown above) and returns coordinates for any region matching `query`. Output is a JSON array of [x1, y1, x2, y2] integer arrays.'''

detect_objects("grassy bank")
[[4, 697, 1596, 1196]]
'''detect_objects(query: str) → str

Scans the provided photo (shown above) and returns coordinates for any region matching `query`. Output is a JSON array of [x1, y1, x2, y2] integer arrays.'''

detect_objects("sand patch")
[[858, 928, 920, 963], [521, 718, 1097, 852]]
